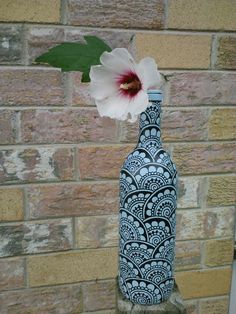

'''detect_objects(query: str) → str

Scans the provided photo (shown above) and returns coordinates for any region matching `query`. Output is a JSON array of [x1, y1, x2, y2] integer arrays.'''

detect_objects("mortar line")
[[163, 0, 169, 30], [0, 277, 117, 294], [60, 0, 68, 25], [0, 172, 235, 187], [200, 240, 206, 269], [21, 23, 29, 65], [200, 176, 209, 210], [73, 145, 80, 181], [15, 110, 21, 143], [62, 72, 72, 106], [1, 20, 236, 35], [210, 33, 219, 69], [71, 216, 76, 249], [0, 211, 234, 225], [22, 185, 29, 220], [0, 173, 235, 188], [0, 64, 235, 73], [206, 107, 212, 142], [0, 138, 235, 149], [24, 256, 30, 288]]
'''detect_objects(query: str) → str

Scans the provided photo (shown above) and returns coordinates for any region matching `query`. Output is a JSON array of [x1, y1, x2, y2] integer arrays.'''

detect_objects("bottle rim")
[[147, 90, 163, 101], [147, 89, 162, 94]]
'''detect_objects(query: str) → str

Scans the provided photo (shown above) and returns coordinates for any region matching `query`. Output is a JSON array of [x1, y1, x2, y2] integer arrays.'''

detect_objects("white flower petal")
[[137, 57, 162, 90], [95, 90, 149, 122], [111, 48, 136, 69], [96, 93, 129, 120], [127, 90, 149, 122], [90, 81, 117, 100], [100, 48, 136, 75], [89, 65, 114, 83], [89, 65, 117, 100]]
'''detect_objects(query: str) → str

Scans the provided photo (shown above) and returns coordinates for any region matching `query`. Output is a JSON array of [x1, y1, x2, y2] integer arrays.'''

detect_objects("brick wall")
[[0, 0, 235, 313]]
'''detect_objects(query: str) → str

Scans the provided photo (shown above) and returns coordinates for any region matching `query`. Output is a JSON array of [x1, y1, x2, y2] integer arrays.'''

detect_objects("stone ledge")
[[116, 279, 186, 314]]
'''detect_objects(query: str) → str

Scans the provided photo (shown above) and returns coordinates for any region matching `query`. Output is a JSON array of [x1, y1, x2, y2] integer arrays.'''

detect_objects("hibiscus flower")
[[89, 48, 162, 122]]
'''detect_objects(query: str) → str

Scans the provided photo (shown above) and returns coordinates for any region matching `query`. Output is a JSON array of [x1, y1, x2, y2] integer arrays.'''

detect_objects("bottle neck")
[[137, 94, 162, 154]]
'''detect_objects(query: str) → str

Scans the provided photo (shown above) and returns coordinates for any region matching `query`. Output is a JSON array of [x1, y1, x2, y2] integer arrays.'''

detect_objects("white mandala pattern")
[[118, 99, 178, 305]]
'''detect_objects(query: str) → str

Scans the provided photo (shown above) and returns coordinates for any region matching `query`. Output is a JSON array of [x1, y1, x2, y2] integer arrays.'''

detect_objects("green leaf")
[[35, 36, 112, 82], [81, 70, 91, 83]]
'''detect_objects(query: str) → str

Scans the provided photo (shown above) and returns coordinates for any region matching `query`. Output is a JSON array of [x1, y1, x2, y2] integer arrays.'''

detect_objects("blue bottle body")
[[118, 90, 178, 305]]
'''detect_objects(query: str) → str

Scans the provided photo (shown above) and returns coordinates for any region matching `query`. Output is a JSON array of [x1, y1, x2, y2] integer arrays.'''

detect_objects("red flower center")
[[118, 71, 142, 98]]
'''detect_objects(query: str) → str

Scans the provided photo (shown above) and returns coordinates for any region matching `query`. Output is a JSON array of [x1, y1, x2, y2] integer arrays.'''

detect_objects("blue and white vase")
[[118, 90, 178, 305]]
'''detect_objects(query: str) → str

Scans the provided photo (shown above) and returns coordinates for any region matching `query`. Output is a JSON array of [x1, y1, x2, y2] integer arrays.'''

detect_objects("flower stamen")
[[120, 79, 141, 91], [118, 72, 142, 98]]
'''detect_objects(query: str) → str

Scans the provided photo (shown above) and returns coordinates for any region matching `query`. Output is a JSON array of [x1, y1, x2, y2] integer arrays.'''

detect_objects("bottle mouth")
[[147, 89, 163, 101]]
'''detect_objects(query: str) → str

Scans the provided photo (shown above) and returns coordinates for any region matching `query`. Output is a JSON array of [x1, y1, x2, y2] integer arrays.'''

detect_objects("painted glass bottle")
[[118, 90, 178, 305]]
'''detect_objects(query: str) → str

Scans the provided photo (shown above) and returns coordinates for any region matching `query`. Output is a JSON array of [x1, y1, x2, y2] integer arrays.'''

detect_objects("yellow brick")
[[28, 248, 118, 287], [0, 188, 24, 221], [0, 0, 60, 23], [168, 0, 236, 31], [175, 268, 232, 299], [209, 108, 236, 140], [207, 176, 236, 206], [135, 34, 211, 69], [75, 215, 118, 249], [216, 36, 236, 70], [175, 241, 201, 271], [204, 239, 234, 267], [200, 297, 229, 314]]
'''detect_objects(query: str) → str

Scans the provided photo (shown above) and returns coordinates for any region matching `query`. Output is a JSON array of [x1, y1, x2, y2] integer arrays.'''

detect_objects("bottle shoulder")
[[121, 147, 177, 176]]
